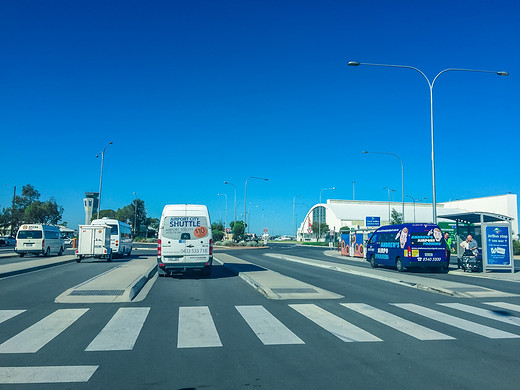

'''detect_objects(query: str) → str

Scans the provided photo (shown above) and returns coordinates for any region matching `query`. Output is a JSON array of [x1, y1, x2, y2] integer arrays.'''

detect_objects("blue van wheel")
[[396, 257, 405, 272], [370, 255, 377, 268]]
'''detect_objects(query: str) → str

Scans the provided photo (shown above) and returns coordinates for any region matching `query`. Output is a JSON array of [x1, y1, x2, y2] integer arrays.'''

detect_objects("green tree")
[[230, 220, 245, 242], [390, 209, 403, 224], [91, 209, 116, 220], [24, 198, 63, 225], [311, 222, 329, 239], [116, 199, 147, 237], [211, 222, 225, 242]]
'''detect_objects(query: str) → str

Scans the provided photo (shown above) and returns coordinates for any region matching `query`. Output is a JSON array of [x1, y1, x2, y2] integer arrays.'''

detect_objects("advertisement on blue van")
[[366, 224, 448, 272]]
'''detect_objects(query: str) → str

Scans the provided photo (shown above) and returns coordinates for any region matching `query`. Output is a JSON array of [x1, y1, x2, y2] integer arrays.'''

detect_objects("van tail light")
[[42, 239, 45, 248], [407, 246, 412, 258], [115, 240, 119, 247], [209, 239, 213, 255], [157, 239, 162, 257]]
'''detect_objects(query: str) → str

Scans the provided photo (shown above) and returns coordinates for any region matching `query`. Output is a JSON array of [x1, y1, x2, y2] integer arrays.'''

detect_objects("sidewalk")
[[214, 253, 343, 300], [325, 250, 520, 283]]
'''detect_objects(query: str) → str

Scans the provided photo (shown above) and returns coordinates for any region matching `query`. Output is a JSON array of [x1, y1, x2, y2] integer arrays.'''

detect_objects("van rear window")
[[107, 225, 119, 235], [163, 216, 209, 240], [18, 231, 43, 239], [410, 228, 444, 246]]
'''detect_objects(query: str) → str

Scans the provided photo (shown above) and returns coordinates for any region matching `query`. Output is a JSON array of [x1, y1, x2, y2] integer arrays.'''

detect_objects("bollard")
[[72, 238, 77, 249]]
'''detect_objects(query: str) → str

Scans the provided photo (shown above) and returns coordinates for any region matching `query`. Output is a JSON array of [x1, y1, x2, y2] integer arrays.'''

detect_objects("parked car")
[[0, 236, 16, 246], [62, 235, 73, 245]]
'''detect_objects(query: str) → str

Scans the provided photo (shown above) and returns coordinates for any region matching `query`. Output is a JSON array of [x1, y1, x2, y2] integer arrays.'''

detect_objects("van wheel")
[[43, 247, 50, 257], [19, 253, 25, 258], [76, 256, 82, 263], [396, 257, 405, 272], [58, 247, 64, 256], [370, 255, 377, 268]]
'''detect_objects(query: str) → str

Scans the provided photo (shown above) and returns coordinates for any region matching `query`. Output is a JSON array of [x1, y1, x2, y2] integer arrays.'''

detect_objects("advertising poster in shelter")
[[341, 233, 350, 256], [353, 233, 364, 258], [485, 226, 511, 266]]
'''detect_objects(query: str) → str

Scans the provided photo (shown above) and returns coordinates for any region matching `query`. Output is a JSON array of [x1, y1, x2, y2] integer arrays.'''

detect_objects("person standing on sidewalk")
[[444, 232, 453, 265]]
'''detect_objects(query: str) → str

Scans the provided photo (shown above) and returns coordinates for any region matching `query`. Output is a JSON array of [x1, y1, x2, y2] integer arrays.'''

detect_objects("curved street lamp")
[[348, 61, 508, 223], [95, 141, 113, 219]]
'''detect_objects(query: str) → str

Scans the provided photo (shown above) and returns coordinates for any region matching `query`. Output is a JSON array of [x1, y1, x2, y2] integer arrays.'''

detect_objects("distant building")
[[297, 194, 518, 241]]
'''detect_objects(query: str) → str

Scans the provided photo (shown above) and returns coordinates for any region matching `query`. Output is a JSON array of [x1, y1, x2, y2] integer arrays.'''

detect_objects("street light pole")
[[244, 177, 268, 234], [217, 193, 228, 232], [223, 181, 236, 228], [349, 61, 508, 223], [352, 181, 356, 200], [362, 151, 404, 222], [96, 141, 113, 219], [133, 192, 137, 237], [383, 187, 395, 223], [293, 195, 303, 239], [406, 195, 416, 223], [319, 187, 335, 241]]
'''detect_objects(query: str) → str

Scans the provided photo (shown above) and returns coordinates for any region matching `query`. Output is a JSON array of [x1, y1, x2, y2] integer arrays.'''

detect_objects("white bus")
[[91, 218, 133, 257]]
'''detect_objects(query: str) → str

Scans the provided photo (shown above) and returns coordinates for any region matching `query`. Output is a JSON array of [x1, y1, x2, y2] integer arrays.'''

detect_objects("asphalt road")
[[0, 243, 519, 389]]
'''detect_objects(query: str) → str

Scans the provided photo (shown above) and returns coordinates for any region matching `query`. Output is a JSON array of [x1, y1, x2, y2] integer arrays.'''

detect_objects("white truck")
[[75, 224, 112, 262]]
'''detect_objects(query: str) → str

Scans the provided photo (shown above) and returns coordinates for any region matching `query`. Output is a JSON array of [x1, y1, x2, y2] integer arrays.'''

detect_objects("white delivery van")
[[91, 218, 133, 257], [158, 204, 213, 276], [15, 224, 65, 257], [75, 224, 112, 262]]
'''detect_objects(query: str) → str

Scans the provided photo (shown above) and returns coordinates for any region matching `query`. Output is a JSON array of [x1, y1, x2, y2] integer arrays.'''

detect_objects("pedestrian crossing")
[[1, 302, 520, 355]]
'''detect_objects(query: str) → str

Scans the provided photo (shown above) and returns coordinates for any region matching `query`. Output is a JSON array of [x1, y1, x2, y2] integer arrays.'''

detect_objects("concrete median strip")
[[0, 255, 77, 278], [55, 258, 157, 303], [214, 253, 343, 300], [264, 253, 518, 298]]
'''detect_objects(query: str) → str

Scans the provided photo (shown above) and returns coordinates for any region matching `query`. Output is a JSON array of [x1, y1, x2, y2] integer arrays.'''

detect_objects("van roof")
[[161, 204, 209, 214]]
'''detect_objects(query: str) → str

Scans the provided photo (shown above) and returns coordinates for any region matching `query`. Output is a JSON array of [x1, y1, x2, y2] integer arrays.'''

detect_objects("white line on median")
[[392, 303, 520, 339], [0, 310, 25, 325], [0, 366, 98, 384], [483, 302, 520, 314], [0, 309, 89, 353], [341, 303, 454, 341], [85, 307, 150, 351], [236, 305, 304, 345], [290, 304, 382, 342], [177, 306, 222, 348]]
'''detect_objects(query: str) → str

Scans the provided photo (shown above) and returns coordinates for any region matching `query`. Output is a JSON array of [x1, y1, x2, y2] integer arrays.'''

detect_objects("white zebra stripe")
[[290, 304, 381, 342], [85, 307, 150, 351], [438, 303, 520, 327], [341, 303, 454, 340], [392, 303, 520, 339], [483, 302, 520, 314], [0, 366, 98, 384], [0, 309, 89, 353], [236, 305, 304, 345], [177, 306, 222, 348]]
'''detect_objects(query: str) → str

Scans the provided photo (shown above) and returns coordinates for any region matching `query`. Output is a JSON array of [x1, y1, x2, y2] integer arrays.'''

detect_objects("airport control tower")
[[83, 192, 99, 224]]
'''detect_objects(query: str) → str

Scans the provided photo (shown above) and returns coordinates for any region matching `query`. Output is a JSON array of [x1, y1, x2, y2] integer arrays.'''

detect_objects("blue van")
[[366, 224, 448, 272]]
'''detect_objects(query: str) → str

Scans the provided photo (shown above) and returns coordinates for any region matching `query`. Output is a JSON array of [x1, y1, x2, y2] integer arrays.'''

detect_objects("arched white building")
[[297, 194, 518, 241]]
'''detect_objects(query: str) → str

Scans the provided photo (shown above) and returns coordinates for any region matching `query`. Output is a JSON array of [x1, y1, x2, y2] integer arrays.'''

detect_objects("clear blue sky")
[[1, 0, 518, 235]]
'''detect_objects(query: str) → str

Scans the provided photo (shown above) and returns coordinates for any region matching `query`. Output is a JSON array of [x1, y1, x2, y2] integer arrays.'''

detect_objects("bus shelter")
[[340, 228, 376, 259], [438, 212, 515, 273]]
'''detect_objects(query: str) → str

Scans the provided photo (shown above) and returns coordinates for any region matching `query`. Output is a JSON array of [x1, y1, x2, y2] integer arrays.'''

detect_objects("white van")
[[15, 224, 65, 257], [158, 204, 213, 276], [91, 218, 133, 257]]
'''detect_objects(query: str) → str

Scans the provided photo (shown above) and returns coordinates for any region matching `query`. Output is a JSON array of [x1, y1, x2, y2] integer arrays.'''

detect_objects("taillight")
[[209, 239, 213, 255], [42, 239, 45, 248], [115, 240, 119, 247], [157, 239, 162, 256], [407, 246, 412, 258]]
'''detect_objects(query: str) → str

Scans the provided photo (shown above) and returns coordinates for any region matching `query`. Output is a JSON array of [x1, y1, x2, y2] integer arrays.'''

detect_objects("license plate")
[[25, 243, 34, 247], [424, 252, 433, 257]]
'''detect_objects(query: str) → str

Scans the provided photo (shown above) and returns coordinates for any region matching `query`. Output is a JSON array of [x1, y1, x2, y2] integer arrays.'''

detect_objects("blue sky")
[[1, 0, 518, 235]]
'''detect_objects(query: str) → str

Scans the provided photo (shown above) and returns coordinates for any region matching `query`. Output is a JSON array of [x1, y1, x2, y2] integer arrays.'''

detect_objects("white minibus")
[[15, 224, 65, 257], [91, 218, 133, 257], [157, 204, 213, 276]]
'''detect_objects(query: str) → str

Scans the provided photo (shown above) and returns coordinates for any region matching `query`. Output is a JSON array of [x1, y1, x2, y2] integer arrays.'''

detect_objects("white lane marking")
[[177, 307, 222, 348], [0, 366, 98, 384], [0, 309, 89, 353], [236, 305, 304, 345], [341, 303, 454, 341], [438, 303, 520, 327], [289, 304, 381, 342], [0, 310, 25, 325], [484, 302, 520, 314], [85, 307, 150, 351], [392, 304, 520, 339]]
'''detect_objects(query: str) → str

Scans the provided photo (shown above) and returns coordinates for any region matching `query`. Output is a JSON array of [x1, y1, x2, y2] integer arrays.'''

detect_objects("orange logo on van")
[[193, 226, 208, 238]]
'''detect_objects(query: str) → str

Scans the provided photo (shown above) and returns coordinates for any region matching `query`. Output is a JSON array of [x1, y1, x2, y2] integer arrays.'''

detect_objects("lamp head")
[[497, 71, 509, 76], [362, 151, 368, 154], [348, 61, 360, 66]]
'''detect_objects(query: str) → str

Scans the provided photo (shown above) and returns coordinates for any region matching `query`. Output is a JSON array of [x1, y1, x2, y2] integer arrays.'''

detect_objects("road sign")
[[263, 228, 268, 233]]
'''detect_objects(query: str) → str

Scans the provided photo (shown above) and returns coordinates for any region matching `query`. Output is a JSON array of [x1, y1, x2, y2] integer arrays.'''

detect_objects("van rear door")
[[161, 205, 187, 261]]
